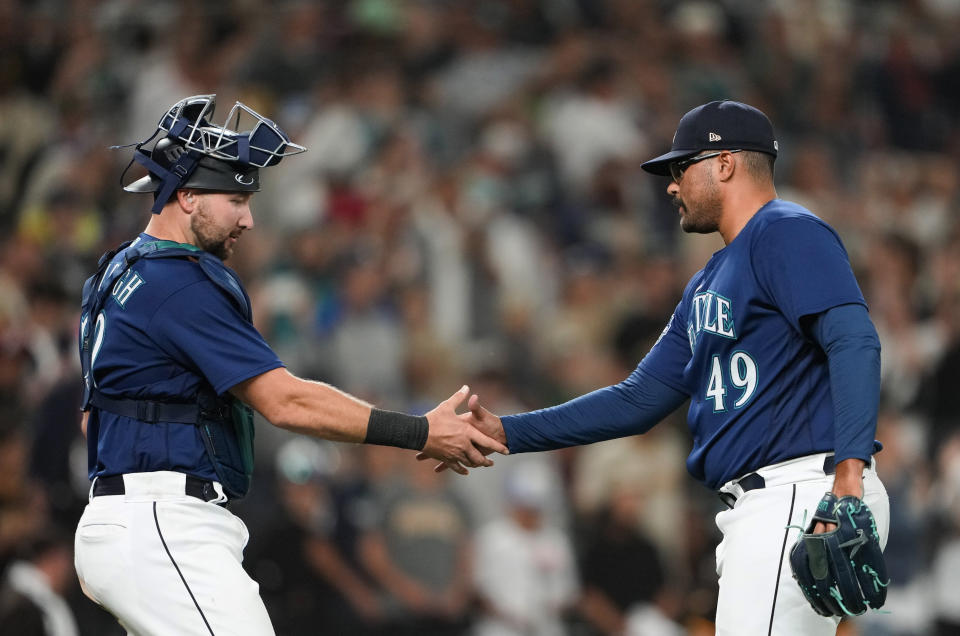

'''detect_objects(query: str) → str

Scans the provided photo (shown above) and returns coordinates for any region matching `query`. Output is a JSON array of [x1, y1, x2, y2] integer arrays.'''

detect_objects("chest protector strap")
[[79, 240, 256, 499]]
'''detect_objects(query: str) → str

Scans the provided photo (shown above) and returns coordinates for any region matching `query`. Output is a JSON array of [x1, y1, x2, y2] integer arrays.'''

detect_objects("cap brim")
[[640, 148, 699, 176], [122, 160, 260, 194], [123, 175, 161, 193]]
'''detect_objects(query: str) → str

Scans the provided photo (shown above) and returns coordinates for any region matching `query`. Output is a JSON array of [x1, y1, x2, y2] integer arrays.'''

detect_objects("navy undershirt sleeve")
[[501, 367, 688, 453], [806, 303, 881, 463]]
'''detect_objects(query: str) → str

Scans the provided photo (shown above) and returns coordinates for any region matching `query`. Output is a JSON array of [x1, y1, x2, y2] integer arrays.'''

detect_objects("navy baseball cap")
[[641, 100, 778, 176], [124, 139, 260, 195]]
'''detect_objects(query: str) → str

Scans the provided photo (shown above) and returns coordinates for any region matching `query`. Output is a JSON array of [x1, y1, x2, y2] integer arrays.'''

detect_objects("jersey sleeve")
[[636, 300, 692, 393], [500, 367, 688, 452], [148, 280, 283, 395], [752, 217, 865, 329]]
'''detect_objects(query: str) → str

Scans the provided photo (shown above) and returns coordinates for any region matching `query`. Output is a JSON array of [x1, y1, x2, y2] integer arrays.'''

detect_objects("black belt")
[[719, 455, 837, 509], [93, 474, 227, 507]]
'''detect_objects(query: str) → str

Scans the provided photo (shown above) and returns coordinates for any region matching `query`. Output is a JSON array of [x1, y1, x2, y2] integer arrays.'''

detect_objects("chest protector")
[[79, 240, 256, 499]]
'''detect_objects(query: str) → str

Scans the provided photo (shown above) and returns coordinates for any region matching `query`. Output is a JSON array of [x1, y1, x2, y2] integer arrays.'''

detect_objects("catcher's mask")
[[116, 94, 306, 213]]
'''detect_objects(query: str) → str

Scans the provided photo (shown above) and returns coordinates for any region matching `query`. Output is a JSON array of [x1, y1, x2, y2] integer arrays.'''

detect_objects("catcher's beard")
[[191, 198, 237, 260], [674, 173, 723, 234]]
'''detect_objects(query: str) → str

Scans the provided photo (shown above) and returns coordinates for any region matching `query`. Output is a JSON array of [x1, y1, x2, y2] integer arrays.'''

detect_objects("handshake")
[[415, 385, 508, 475]]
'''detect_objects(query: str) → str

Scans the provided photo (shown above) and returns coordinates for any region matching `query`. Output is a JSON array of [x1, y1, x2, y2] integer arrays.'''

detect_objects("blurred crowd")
[[1, 0, 959, 634]]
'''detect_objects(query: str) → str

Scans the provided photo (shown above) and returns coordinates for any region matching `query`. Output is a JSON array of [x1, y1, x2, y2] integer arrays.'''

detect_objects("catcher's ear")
[[177, 190, 197, 211]]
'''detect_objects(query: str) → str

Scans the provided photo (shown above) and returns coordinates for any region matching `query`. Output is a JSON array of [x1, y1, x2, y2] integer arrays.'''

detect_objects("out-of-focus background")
[[0, 0, 958, 634]]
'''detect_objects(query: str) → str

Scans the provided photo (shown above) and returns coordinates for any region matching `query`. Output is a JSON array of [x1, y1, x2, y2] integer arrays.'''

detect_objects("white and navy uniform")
[[500, 200, 889, 635], [74, 233, 282, 635]]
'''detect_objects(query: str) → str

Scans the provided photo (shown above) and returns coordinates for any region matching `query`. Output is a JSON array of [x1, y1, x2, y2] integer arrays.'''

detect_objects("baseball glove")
[[789, 492, 888, 617]]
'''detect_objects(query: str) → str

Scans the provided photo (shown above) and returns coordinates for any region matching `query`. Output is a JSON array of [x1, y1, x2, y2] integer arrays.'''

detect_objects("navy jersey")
[[83, 234, 283, 480], [639, 200, 866, 488]]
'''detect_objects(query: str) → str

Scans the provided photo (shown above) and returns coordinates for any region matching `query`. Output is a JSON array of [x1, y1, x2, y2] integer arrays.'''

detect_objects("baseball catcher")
[[73, 94, 507, 635]]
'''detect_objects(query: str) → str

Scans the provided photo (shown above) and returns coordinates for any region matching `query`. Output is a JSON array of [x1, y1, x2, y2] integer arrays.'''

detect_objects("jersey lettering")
[[688, 290, 736, 352], [98, 262, 121, 292], [112, 271, 145, 307]]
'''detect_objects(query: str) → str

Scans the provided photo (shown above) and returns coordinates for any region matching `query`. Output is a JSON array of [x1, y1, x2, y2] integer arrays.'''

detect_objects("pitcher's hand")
[[420, 386, 508, 474], [418, 393, 507, 474]]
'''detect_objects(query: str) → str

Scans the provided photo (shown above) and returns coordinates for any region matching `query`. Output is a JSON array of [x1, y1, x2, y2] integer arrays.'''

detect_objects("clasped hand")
[[418, 390, 507, 475], [418, 386, 508, 473]]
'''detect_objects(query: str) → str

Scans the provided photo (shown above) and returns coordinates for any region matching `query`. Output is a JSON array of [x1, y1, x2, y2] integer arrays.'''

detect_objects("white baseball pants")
[[714, 453, 889, 636], [74, 471, 275, 635]]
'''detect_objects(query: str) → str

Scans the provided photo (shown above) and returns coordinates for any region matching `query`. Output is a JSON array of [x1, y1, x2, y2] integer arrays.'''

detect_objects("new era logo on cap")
[[709, 132, 722, 142]]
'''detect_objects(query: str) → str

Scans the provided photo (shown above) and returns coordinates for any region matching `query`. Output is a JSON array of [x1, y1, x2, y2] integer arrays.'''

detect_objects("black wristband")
[[364, 408, 430, 451]]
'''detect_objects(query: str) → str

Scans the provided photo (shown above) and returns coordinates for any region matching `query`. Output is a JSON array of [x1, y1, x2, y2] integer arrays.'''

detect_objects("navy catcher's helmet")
[[117, 94, 306, 213]]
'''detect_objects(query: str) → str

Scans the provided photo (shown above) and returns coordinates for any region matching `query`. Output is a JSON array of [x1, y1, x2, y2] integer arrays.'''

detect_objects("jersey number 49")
[[706, 351, 758, 412]]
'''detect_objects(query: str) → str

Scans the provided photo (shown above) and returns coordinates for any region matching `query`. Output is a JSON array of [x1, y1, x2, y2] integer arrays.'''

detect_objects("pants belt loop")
[[208, 481, 228, 505], [823, 454, 835, 475], [719, 491, 737, 509]]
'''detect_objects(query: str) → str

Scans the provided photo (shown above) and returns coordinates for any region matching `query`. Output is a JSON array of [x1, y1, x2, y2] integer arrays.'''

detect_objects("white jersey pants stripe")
[[714, 453, 889, 636], [74, 471, 275, 636]]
